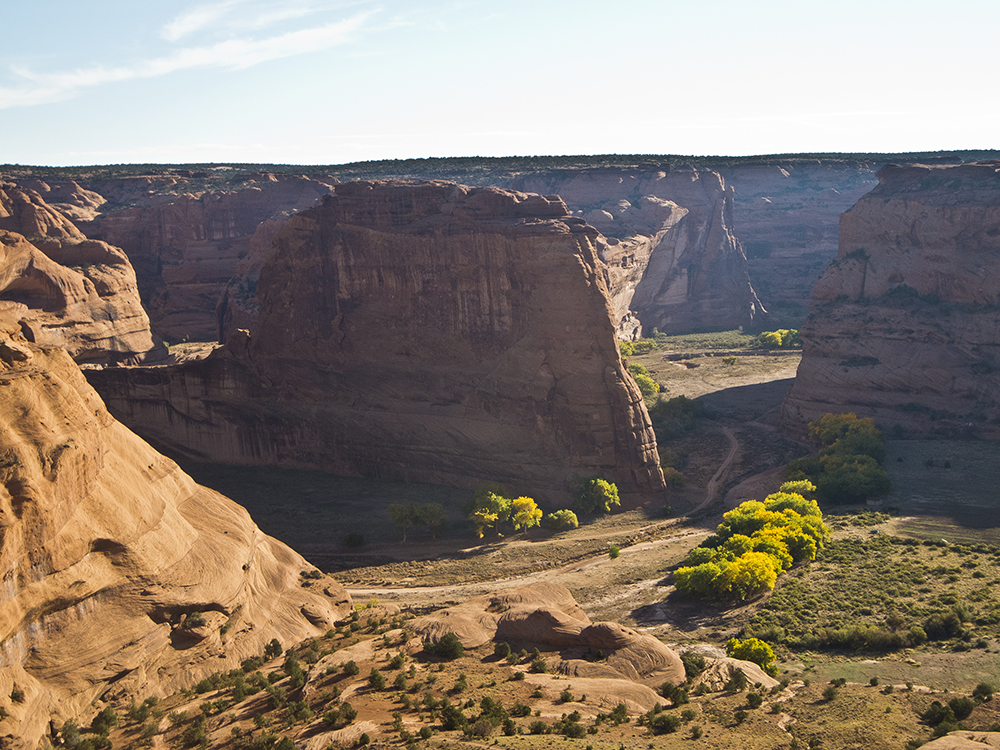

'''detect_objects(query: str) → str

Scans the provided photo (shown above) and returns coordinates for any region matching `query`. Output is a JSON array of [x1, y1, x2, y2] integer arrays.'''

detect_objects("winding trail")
[[692, 425, 738, 514]]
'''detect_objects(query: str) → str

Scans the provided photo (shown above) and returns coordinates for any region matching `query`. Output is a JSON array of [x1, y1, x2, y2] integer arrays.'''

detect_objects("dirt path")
[[692, 425, 738, 514], [346, 526, 711, 608]]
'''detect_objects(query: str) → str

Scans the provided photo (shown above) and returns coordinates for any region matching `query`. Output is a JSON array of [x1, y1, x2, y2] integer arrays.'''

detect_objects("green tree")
[[388, 503, 419, 542], [633, 372, 660, 397], [572, 477, 620, 515], [468, 492, 512, 538], [417, 502, 447, 538]]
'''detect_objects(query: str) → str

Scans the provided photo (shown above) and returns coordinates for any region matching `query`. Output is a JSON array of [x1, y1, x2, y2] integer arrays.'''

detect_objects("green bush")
[[572, 476, 620, 515], [633, 372, 660, 397], [544, 509, 579, 531], [426, 632, 464, 660]]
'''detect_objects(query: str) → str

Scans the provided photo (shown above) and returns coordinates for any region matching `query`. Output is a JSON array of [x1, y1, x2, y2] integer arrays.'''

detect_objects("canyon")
[[2, 152, 1000, 748], [3, 154, 917, 346]]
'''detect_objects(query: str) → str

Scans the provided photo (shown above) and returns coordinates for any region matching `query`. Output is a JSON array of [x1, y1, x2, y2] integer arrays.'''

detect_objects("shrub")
[[369, 669, 386, 689], [264, 639, 283, 659], [681, 652, 706, 680], [560, 688, 574, 703], [544, 509, 579, 531], [609, 544, 621, 559], [529, 720, 550, 734], [324, 702, 357, 729], [726, 637, 778, 678], [529, 658, 548, 674], [747, 693, 763, 709], [343, 660, 360, 676], [974, 683, 995, 702], [343, 532, 366, 548], [649, 713, 682, 734], [949, 696, 975, 720], [494, 641, 511, 660], [426, 632, 464, 660]]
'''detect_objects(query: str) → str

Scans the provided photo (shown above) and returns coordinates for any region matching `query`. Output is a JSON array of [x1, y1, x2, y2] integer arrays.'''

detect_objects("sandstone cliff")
[[0, 305, 351, 749], [0, 183, 162, 365], [510, 166, 768, 336], [88, 181, 665, 504], [81, 174, 336, 342], [782, 161, 1000, 438]]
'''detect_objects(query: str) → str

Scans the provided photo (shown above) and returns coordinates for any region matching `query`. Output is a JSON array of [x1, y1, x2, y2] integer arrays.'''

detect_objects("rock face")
[[720, 160, 880, 319], [782, 162, 1000, 438], [0, 183, 162, 365], [510, 166, 769, 336], [82, 174, 336, 342], [410, 582, 686, 689], [88, 181, 665, 504], [0, 306, 351, 750]]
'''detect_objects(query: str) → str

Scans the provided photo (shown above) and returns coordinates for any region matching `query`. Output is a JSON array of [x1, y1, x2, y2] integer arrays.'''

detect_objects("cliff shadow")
[[694, 377, 795, 424]]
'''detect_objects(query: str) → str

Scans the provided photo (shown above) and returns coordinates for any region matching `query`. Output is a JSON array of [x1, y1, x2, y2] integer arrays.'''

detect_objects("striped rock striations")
[[0, 307, 351, 750], [0, 183, 162, 365], [88, 181, 666, 504], [782, 162, 1000, 438]]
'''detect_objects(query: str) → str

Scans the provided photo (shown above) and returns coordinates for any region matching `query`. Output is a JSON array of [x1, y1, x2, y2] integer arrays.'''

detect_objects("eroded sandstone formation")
[[782, 162, 1000, 438], [0, 306, 351, 749], [81, 173, 337, 341], [410, 582, 686, 696], [0, 183, 162, 365], [510, 166, 769, 336], [88, 181, 665, 504]]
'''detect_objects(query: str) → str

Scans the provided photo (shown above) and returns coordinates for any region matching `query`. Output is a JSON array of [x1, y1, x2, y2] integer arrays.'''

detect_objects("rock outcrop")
[[81, 174, 336, 342], [0, 183, 162, 365], [410, 582, 686, 689], [0, 306, 351, 750], [511, 166, 769, 336], [782, 162, 1000, 438], [87, 181, 665, 504]]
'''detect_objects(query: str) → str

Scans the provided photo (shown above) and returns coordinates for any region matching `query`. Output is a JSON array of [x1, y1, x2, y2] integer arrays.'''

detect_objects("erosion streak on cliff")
[[89, 182, 665, 504], [0, 307, 350, 750], [782, 162, 1000, 438]]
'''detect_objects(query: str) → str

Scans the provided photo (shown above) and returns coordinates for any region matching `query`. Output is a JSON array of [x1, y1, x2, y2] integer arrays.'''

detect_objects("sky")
[[2, 0, 998, 167]]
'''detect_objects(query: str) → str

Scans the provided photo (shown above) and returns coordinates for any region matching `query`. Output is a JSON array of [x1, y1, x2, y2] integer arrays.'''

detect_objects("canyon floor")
[[116, 332, 1000, 750]]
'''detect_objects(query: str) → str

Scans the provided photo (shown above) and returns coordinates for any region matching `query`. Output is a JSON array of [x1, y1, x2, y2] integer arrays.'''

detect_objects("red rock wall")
[[89, 181, 666, 504], [782, 162, 1000, 438]]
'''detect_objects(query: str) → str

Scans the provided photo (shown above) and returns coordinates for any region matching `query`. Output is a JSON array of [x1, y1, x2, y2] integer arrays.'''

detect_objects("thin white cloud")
[[162, 0, 248, 42], [0, 11, 372, 111]]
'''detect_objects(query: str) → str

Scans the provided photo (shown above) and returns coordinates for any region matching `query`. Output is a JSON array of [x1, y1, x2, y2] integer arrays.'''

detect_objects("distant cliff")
[[0, 305, 350, 750], [88, 181, 665, 504], [509, 166, 768, 336], [782, 161, 1000, 438], [80, 173, 337, 342], [0, 182, 162, 365]]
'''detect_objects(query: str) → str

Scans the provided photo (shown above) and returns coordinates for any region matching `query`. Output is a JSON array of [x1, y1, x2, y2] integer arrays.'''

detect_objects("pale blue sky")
[[2, 1, 998, 166]]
